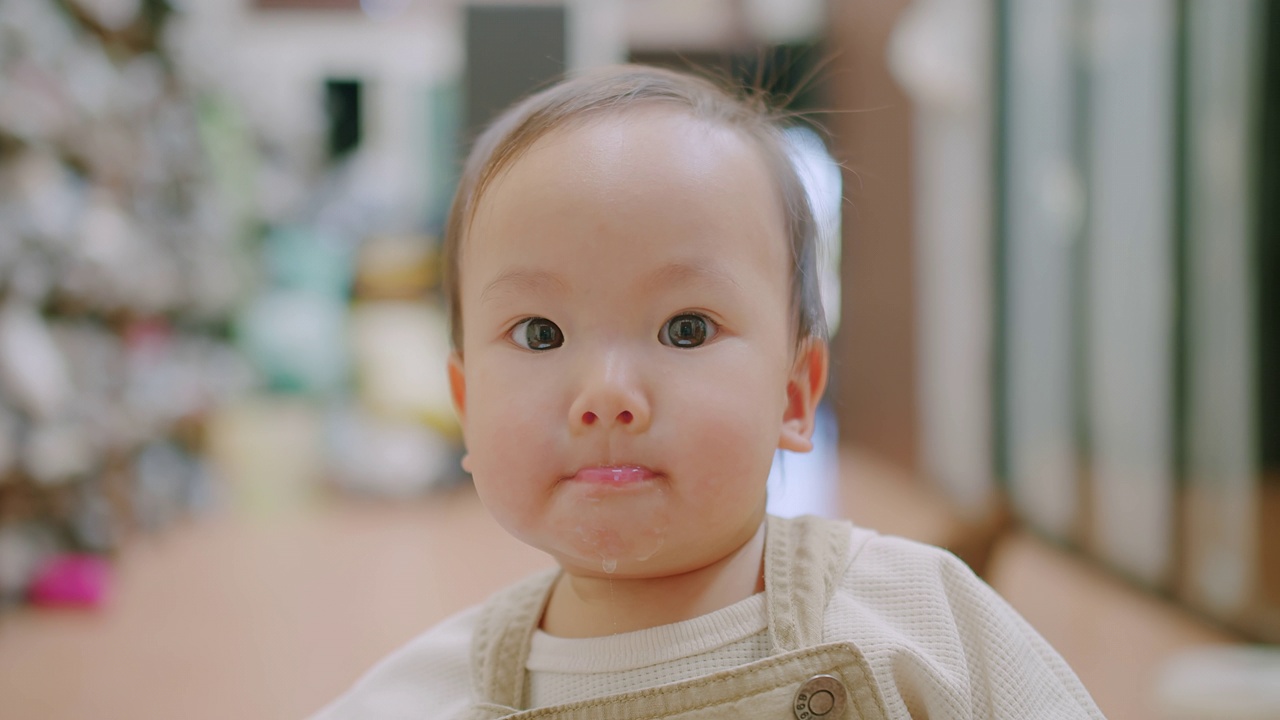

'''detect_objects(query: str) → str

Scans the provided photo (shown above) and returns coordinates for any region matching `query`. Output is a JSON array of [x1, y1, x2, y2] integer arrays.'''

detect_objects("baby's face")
[[450, 108, 810, 579]]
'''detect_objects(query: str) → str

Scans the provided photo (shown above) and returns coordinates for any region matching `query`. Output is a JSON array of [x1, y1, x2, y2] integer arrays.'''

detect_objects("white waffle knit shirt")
[[311, 526, 1105, 719]]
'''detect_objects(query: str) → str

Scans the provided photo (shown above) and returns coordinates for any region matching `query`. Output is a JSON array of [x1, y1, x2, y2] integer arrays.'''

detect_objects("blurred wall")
[[826, 0, 920, 472]]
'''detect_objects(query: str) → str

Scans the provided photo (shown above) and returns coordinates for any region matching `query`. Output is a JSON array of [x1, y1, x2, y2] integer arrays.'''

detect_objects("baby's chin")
[[513, 481, 673, 577], [549, 548, 669, 580]]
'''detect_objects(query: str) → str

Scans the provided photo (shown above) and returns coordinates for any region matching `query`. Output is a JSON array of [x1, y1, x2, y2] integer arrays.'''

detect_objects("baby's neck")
[[539, 522, 767, 638]]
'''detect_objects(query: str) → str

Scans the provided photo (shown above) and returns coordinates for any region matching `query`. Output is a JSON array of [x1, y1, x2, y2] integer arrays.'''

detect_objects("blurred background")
[[0, 0, 1276, 718]]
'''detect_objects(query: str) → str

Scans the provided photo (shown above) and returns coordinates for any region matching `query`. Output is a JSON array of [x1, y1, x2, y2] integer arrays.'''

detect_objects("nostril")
[[618, 410, 633, 424], [583, 412, 597, 425]]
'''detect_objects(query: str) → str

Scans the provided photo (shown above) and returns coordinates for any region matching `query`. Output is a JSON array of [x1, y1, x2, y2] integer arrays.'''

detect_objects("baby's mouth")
[[569, 465, 657, 485]]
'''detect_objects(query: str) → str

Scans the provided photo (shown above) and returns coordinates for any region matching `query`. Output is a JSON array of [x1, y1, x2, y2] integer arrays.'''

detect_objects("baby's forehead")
[[474, 108, 782, 223], [536, 104, 735, 143], [528, 105, 759, 164], [459, 105, 791, 280]]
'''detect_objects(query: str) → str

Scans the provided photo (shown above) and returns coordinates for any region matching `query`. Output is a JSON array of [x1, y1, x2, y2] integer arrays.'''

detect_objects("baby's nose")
[[569, 361, 650, 433], [581, 410, 635, 426]]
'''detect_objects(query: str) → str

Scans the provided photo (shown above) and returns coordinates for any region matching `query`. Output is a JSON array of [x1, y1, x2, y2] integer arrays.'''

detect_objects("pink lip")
[[570, 465, 657, 485]]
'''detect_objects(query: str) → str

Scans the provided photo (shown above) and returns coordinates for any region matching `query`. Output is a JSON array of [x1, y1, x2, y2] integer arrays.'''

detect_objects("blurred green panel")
[[1181, 0, 1265, 633], [1000, 0, 1084, 543], [1083, 0, 1179, 589]]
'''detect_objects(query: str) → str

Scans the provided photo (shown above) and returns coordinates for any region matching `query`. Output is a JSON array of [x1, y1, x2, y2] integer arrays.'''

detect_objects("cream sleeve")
[[829, 529, 1106, 719], [307, 603, 478, 720]]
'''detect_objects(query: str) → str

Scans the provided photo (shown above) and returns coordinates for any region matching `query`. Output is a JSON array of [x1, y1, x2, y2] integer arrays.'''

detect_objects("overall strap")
[[763, 514, 851, 653], [470, 567, 560, 709]]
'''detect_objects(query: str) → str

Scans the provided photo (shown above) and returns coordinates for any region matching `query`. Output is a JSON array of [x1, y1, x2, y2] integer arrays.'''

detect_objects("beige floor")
[[0, 450, 1239, 720], [0, 487, 551, 720]]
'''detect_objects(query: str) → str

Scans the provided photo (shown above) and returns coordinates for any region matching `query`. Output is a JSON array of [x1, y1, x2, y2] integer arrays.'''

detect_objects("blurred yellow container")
[[206, 397, 326, 516]]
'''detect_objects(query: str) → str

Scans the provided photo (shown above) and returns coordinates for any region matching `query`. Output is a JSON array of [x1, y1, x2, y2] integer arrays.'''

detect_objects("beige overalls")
[[458, 515, 892, 720]]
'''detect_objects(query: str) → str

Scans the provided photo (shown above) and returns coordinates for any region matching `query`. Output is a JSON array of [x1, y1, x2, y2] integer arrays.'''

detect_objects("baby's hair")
[[442, 64, 827, 354]]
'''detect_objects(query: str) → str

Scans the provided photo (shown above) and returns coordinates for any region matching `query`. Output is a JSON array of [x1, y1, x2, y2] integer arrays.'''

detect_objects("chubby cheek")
[[463, 365, 563, 536], [665, 360, 783, 520], [681, 407, 775, 501]]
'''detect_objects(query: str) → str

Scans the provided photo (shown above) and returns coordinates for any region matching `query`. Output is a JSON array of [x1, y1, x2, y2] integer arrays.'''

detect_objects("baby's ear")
[[447, 351, 467, 424], [778, 338, 829, 453]]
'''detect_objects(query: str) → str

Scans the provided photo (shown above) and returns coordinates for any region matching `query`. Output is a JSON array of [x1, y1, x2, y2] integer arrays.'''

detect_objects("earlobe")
[[778, 338, 829, 453], [447, 351, 467, 424], [448, 352, 472, 474]]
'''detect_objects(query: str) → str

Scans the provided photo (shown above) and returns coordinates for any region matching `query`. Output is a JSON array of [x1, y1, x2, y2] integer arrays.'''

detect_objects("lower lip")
[[571, 466, 656, 485]]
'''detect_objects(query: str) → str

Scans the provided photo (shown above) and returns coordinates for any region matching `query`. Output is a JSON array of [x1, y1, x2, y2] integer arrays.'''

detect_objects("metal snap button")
[[794, 674, 847, 719]]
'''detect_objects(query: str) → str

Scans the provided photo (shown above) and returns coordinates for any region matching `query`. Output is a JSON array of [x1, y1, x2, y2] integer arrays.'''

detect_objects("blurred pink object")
[[27, 554, 111, 608]]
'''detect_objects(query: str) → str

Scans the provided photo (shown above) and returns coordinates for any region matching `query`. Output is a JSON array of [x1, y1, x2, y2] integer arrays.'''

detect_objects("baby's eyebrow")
[[480, 267, 570, 304], [645, 260, 743, 292], [479, 260, 741, 304]]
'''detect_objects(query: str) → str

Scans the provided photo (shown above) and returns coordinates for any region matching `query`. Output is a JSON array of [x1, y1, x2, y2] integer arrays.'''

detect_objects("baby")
[[313, 65, 1104, 719]]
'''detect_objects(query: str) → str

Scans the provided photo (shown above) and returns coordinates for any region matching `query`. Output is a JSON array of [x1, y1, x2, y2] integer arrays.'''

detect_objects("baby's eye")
[[512, 317, 564, 350], [660, 313, 716, 348]]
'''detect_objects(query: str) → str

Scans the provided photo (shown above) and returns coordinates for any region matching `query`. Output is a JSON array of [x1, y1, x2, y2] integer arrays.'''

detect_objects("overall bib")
[[459, 515, 891, 720]]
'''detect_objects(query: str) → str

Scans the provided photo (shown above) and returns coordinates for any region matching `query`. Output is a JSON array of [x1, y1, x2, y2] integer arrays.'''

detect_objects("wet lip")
[[569, 465, 657, 485]]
